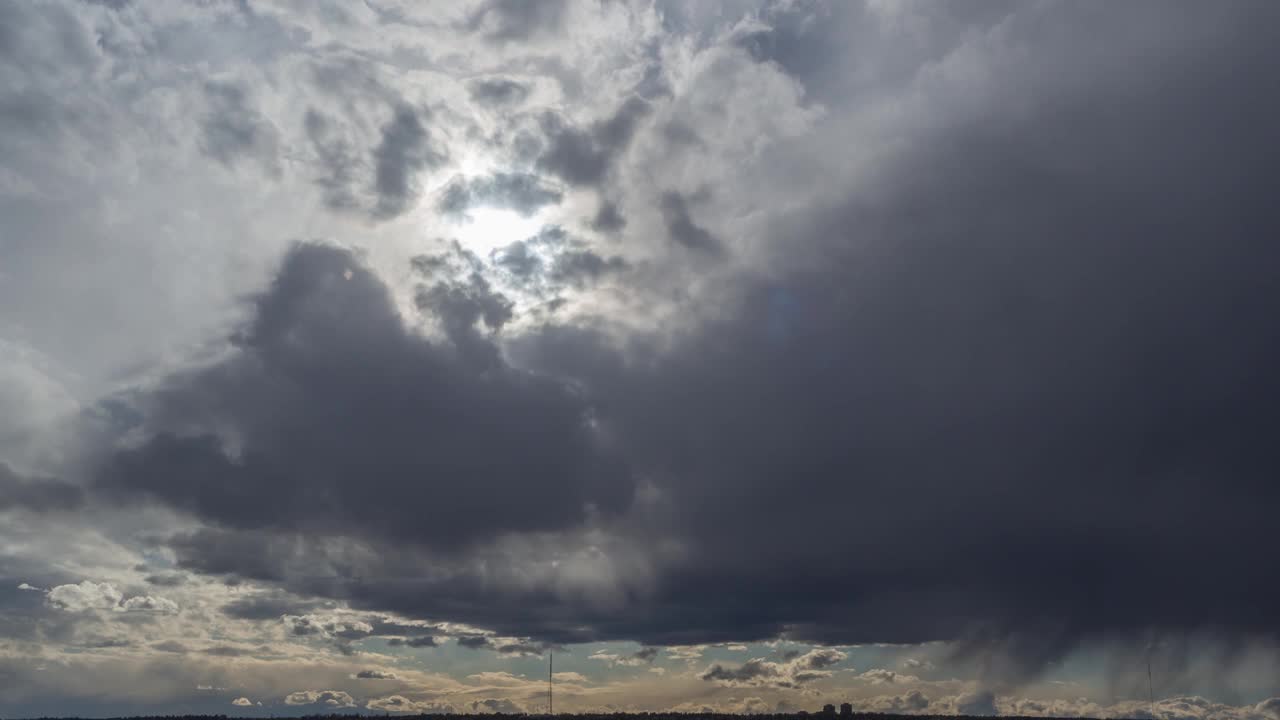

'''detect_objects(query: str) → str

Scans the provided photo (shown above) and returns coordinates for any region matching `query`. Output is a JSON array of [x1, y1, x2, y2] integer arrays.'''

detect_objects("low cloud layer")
[[702, 649, 848, 689]]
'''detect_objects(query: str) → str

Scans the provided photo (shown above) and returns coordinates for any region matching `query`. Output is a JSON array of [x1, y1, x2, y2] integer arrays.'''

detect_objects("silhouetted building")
[[840, 702, 853, 717], [822, 704, 836, 716]]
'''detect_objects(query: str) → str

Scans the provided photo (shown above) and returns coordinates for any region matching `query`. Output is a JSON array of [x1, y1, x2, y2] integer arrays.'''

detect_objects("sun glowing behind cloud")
[[453, 207, 548, 257]]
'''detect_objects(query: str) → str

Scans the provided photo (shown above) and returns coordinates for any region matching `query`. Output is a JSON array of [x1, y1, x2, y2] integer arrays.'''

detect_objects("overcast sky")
[[2, 0, 1280, 717]]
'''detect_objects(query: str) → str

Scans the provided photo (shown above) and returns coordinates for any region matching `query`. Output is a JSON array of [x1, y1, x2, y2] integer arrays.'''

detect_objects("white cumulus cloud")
[[284, 690, 356, 707], [46, 581, 123, 612]]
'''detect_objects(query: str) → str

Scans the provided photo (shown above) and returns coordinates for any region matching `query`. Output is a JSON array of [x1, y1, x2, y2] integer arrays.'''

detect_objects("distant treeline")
[[2, 707, 1111, 712]]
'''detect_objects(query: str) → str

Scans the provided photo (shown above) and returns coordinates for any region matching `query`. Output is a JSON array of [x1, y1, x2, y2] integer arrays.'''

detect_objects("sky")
[[1, 0, 1279, 717]]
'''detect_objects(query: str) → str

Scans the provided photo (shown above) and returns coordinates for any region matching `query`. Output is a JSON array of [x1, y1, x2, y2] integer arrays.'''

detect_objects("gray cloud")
[[491, 240, 543, 280], [367, 695, 456, 714], [701, 660, 779, 685], [201, 645, 249, 657], [373, 104, 445, 219], [63, 1, 1280, 679], [701, 649, 847, 689], [470, 697, 525, 713], [437, 172, 562, 218], [366, 617, 446, 638], [4, 2, 1280, 712], [152, 640, 188, 653], [464, 0, 567, 43], [97, 243, 634, 552], [284, 689, 355, 708], [386, 635, 437, 648], [456, 634, 490, 649], [659, 191, 720, 254], [591, 645, 661, 667], [221, 592, 327, 621], [883, 690, 930, 713], [143, 573, 185, 587], [304, 108, 362, 212], [548, 249, 628, 288], [452, 634, 542, 655], [591, 201, 626, 233], [502, 0, 1280, 657], [490, 227, 628, 293], [492, 639, 544, 656], [955, 690, 998, 717], [413, 248, 516, 367], [198, 81, 280, 175], [469, 77, 531, 107], [537, 97, 651, 187], [0, 463, 83, 513]]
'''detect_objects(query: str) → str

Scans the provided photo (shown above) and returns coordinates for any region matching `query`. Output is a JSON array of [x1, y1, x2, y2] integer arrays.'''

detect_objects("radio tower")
[[548, 651, 554, 716], [1147, 649, 1155, 719]]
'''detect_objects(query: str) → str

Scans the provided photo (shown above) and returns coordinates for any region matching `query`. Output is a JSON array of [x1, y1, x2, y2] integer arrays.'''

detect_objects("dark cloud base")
[[98, 242, 634, 551]]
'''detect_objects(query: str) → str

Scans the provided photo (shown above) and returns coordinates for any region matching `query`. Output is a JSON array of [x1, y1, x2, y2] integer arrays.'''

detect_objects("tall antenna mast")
[[549, 651, 554, 716], [1146, 647, 1155, 719]]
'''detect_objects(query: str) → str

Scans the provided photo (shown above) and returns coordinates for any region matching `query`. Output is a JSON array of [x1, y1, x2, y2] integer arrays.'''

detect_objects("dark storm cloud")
[[356, 670, 396, 679], [168, 528, 292, 582], [536, 96, 651, 187], [0, 463, 84, 513], [38, 0, 1280, 683], [659, 192, 720, 254], [437, 172, 562, 217], [97, 242, 634, 552], [373, 104, 445, 219], [504, 0, 1280, 654], [468, 77, 531, 107]]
